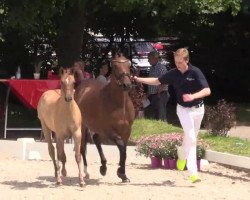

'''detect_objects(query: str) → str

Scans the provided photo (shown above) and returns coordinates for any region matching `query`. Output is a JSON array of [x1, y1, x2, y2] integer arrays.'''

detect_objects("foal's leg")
[[93, 133, 107, 176], [73, 129, 85, 187], [56, 138, 66, 185], [41, 122, 57, 178], [113, 135, 129, 182]]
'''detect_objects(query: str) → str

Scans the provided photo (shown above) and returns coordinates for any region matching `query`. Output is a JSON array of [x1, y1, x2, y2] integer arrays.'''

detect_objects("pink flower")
[[136, 133, 208, 159]]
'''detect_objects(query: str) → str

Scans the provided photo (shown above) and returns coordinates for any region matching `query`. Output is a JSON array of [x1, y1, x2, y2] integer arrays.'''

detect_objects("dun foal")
[[75, 54, 135, 182], [37, 68, 87, 187]]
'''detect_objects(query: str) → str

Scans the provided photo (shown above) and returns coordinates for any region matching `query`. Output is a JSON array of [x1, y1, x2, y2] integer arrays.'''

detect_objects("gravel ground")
[[0, 142, 249, 200]]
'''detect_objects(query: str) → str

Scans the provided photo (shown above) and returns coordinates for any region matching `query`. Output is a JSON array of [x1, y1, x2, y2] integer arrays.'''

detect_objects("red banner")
[[5, 79, 60, 109]]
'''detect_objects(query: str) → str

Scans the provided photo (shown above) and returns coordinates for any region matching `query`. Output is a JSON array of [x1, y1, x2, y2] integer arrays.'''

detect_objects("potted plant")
[[196, 140, 209, 171], [34, 61, 43, 79], [197, 141, 207, 160], [161, 134, 182, 169], [135, 133, 209, 170], [149, 142, 164, 158], [135, 133, 182, 168], [135, 135, 162, 168]]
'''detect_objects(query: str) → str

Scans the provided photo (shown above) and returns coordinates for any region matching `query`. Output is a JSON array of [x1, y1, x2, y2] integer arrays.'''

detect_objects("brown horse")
[[75, 54, 135, 182], [37, 68, 88, 187]]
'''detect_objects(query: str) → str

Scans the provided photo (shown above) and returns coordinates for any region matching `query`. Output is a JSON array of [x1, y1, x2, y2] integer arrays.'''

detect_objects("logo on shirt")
[[186, 77, 195, 81]]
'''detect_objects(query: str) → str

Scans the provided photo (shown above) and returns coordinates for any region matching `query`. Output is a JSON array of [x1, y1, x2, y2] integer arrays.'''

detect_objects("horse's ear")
[[69, 67, 74, 75], [71, 66, 77, 76], [59, 67, 64, 76]]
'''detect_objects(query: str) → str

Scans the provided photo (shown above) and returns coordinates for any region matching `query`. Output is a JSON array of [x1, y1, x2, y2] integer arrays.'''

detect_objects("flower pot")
[[168, 159, 177, 169], [163, 158, 170, 169], [33, 73, 40, 80], [150, 157, 162, 168]]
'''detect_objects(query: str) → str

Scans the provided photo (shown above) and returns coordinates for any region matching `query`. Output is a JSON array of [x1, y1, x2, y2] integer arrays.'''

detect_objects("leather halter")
[[111, 59, 131, 88]]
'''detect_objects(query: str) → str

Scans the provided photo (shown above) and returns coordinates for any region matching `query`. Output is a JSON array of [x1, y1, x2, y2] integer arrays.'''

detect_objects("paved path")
[[228, 125, 250, 140]]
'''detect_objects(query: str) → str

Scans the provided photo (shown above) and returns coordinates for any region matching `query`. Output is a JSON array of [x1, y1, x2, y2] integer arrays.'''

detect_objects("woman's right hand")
[[132, 75, 138, 82]]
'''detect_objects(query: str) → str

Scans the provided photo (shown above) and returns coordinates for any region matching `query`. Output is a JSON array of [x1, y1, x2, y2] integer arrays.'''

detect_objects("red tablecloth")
[[4, 79, 60, 109]]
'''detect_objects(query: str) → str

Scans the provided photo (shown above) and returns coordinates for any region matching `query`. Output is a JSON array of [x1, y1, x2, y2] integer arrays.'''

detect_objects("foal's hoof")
[[56, 181, 62, 186], [79, 183, 85, 187], [79, 181, 86, 187], [100, 165, 107, 176]]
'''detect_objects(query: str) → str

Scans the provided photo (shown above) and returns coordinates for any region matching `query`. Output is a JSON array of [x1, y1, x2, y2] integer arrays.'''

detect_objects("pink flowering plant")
[[161, 134, 182, 159], [135, 135, 162, 158], [197, 139, 209, 159], [135, 133, 208, 159]]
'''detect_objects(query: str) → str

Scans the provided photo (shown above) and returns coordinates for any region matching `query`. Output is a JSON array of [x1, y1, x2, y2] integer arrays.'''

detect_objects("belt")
[[149, 91, 167, 95], [178, 102, 204, 109], [193, 102, 204, 108]]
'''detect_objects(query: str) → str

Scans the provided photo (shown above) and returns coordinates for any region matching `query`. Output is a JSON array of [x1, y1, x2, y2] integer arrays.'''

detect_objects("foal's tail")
[[80, 127, 89, 168], [39, 130, 45, 141], [39, 120, 54, 143]]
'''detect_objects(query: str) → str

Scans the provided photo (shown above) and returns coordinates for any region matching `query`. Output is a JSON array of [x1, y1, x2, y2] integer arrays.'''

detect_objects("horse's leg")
[[55, 138, 66, 185], [113, 135, 129, 182], [81, 127, 89, 179], [92, 133, 107, 176], [41, 121, 58, 179], [73, 129, 85, 187]]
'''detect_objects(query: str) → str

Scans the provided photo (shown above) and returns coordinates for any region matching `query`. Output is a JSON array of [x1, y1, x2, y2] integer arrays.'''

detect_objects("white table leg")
[[4, 86, 10, 139]]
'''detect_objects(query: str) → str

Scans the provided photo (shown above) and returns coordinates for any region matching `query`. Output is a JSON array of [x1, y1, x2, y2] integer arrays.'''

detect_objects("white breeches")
[[177, 104, 204, 174]]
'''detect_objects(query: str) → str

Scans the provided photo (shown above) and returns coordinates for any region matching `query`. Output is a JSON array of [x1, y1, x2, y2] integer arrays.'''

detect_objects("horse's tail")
[[85, 127, 93, 144]]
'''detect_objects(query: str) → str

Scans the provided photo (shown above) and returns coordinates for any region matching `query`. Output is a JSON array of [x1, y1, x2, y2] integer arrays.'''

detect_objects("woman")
[[134, 48, 211, 183], [73, 59, 91, 87]]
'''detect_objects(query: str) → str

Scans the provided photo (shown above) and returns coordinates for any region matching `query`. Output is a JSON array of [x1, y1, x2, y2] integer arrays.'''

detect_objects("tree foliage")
[[0, 0, 245, 73]]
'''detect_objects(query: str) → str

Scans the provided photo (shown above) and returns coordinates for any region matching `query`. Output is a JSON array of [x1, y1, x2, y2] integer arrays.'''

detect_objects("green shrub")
[[203, 99, 236, 136]]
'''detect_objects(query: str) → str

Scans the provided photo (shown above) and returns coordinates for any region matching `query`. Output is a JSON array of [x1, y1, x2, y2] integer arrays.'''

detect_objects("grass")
[[131, 118, 250, 158], [131, 118, 182, 141], [199, 134, 250, 157]]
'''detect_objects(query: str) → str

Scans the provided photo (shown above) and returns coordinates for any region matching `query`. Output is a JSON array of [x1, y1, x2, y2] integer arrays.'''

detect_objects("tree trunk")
[[56, 4, 86, 68]]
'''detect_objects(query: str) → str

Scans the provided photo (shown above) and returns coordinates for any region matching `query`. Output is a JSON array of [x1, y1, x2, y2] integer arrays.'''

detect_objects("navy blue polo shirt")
[[159, 64, 209, 107]]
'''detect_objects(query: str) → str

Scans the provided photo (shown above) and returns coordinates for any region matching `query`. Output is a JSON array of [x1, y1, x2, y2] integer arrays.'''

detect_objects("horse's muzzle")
[[122, 83, 132, 91], [65, 96, 73, 102]]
